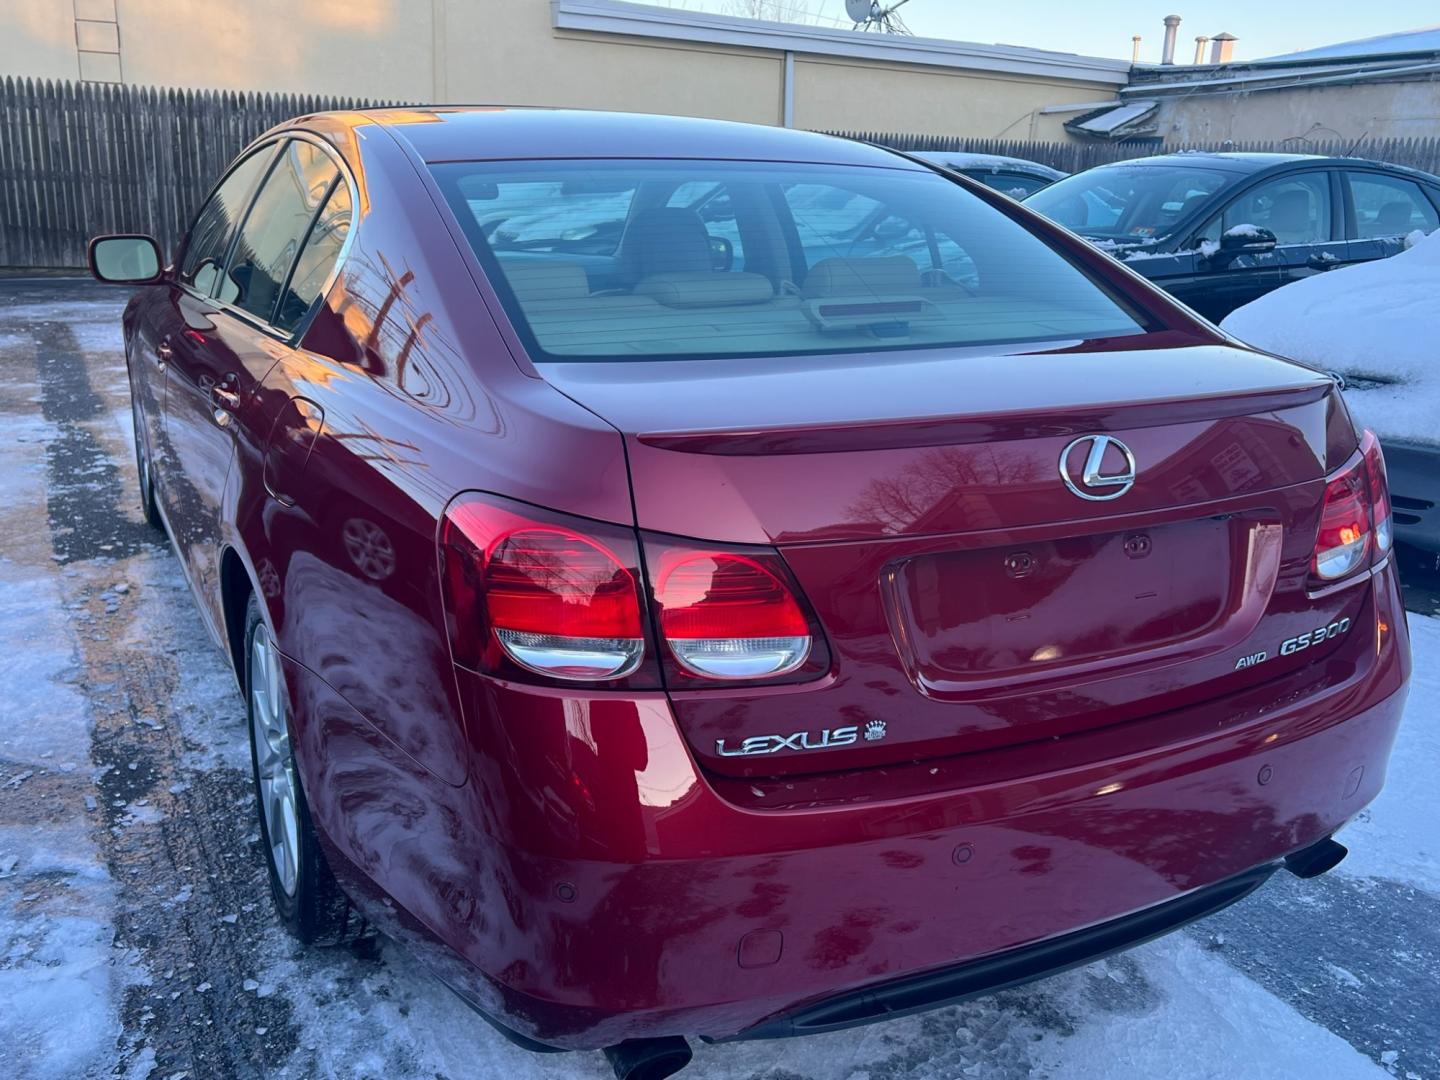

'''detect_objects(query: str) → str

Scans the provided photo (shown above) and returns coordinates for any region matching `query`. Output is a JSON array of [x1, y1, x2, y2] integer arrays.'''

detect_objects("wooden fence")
[[0, 77, 395, 270], [5, 74, 1440, 270], [822, 131, 1440, 178]]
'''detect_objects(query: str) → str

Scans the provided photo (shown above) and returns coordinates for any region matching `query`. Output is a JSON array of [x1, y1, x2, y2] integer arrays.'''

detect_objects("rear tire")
[[243, 593, 364, 946], [130, 391, 162, 531]]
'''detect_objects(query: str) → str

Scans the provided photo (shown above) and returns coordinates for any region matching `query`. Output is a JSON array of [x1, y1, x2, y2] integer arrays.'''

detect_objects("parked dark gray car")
[[1026, 152, 1440, 322]]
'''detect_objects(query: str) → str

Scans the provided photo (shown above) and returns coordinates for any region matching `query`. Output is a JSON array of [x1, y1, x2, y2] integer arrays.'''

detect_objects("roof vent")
[[1193, 35, 1210, 64], [1210, 32, 1238, 64], [1161, 15, 1181, 64]]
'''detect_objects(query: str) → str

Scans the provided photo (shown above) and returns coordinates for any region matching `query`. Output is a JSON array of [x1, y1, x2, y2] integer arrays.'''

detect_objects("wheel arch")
[[219, 545, 256, 687]]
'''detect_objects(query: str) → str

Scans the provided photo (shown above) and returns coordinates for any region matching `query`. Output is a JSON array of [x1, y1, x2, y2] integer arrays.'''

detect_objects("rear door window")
[[178, 147, 276, 295], [220, 140, 341, 323], [1346, 172, 1439, 238]]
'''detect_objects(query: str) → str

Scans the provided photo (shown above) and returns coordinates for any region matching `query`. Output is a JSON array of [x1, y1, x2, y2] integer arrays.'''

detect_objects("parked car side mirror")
[[1217, 226, 1278, 257], [88, 235, 163, 284], [708, 235, 734, 272]]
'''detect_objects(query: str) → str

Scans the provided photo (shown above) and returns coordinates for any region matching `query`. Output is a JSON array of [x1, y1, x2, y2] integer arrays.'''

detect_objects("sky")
[[664, 2, 1438, 62]]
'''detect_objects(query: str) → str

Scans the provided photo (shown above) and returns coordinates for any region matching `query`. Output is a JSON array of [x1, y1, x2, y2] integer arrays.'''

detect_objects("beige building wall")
[[1153, 81, 1440, 144], [793, 58, 1118, 139], [0, 0, 1122, 138]]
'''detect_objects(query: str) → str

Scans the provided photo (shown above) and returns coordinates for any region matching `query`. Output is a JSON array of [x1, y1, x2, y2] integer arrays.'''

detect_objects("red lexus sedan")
[[89, 109, 1411, 1080]]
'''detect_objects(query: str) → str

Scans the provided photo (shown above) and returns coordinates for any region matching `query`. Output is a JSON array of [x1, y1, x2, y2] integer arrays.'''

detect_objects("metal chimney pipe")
[[1131, 35, 1143, 63], [1193, 35, 1210, 64], [1161, 15, 1181, 65], [1210, 32, 1238, 63]]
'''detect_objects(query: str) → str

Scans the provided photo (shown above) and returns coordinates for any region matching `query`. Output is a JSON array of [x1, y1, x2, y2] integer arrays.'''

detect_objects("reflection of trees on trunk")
[[846, 444, 1045, 535]]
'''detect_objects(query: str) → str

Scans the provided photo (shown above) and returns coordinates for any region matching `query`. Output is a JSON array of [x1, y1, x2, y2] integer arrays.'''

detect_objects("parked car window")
[[433, 159, 1148, 362], [1346, 172, 1439, 238], [273, 177, 353, 333], [1219, 173, 1332, 244], [178, 147, 275, 295], [1026, 165, 1232, 241], [219, 140, 340, 323]]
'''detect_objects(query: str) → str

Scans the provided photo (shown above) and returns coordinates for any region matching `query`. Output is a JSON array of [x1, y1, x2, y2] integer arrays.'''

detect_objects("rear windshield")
[[431, 160, 1148, 362], [1027, 164, 1236, 242]]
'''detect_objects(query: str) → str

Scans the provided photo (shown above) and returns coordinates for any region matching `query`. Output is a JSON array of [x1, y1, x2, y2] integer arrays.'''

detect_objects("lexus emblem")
[[1059, 434, 1136, 501]]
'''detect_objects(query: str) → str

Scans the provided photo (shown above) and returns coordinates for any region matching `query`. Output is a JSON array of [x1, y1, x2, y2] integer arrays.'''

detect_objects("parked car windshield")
[[431, 159, 1149, 362], [1027, 164, 1235, 242]]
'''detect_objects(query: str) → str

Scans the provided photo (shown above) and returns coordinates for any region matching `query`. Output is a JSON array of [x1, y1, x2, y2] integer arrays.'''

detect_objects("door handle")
[[211, 376, 242, 427], [155, 341, 172, 367], [1306, 254, 1338, 271]]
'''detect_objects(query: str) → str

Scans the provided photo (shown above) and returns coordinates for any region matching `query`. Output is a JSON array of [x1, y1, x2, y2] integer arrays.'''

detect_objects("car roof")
[[1091, 151, 1440, 181], [329, 107, 924, 170]]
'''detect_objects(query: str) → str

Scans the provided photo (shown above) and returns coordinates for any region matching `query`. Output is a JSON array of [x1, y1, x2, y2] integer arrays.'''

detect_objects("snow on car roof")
[[912, 151, 1066, 178], [1221, 230, 1440, 447]]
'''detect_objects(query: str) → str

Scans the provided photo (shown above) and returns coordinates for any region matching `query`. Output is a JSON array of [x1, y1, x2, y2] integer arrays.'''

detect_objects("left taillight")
[[440, 493, 656, 685]]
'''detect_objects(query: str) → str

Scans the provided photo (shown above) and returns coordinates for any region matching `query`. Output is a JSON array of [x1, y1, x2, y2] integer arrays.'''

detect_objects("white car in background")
[[1222, 229, 1440, 553]]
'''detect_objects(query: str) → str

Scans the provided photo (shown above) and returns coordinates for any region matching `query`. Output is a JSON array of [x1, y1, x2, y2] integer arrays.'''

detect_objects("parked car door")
[[1259, 170, 1349, 288], [161, 138, 341, 631], [150, 146, 276, 628], [1338, 169, 1440, 269], [1178, 171, 1338, 320]]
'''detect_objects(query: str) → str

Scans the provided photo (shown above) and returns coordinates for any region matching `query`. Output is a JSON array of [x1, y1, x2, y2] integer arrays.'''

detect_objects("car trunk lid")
[[540, 340, 1355, 777]]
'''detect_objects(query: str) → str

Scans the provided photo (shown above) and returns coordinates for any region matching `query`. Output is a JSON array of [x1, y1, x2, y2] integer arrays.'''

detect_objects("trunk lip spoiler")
[[636, 381, 1333, 456]]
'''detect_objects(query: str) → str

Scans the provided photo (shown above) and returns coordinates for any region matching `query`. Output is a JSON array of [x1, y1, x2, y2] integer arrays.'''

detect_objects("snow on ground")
[[1, 281, 1437, 1080], [1221, 230, 1440, 446], [1337, 613, 1440, 894]]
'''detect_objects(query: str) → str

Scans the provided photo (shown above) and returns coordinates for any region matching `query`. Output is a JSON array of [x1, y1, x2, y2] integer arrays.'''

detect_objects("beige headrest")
[[635, 271, 775, 308], [803, 256, 921, 297]]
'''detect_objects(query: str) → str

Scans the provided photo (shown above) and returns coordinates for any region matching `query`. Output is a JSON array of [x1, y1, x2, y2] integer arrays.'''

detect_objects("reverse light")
[[441, 494, 650, 683], [654, 551, 814, 681]]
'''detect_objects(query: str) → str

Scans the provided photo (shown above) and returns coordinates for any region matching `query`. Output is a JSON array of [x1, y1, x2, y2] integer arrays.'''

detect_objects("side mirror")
[[1217, 225, 1277, 256], [708, 235, 734, 272], [88, 235, 163, 284]]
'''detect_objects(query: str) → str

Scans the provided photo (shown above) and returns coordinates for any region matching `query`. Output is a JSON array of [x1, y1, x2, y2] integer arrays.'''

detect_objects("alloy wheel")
[[250, 628, 300, 897]]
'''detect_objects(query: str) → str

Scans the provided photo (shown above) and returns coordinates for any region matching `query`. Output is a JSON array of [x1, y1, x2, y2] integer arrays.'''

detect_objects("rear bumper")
[[727, 860, 1278, 1041], [295, 564, 1411, 1052]]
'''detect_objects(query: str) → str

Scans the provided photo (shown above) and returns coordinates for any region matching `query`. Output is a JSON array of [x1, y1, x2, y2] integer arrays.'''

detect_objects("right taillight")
[[1310, 429, 1392, 585]]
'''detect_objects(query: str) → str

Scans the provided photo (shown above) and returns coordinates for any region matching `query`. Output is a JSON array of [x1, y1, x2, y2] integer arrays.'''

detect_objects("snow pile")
[[1221, 230, 1440, 446]]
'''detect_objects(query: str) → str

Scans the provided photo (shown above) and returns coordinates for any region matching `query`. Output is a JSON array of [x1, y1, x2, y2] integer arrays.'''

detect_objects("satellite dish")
[[848, 0, 913, 33]]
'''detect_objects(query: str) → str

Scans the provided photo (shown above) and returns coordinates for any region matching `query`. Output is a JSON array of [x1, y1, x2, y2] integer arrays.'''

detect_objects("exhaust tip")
[[604, 1037, 694, 1080], [1284, 837, 1348, 879]]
